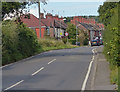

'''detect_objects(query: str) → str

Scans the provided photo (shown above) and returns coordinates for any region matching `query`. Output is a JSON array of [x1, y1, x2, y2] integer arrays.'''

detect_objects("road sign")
[[65, 32, 69, 36], [60, 32, 63, 36]]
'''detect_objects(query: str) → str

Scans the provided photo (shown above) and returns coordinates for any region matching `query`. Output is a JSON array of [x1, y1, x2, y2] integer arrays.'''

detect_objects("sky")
[[29, 1, 105, 18]]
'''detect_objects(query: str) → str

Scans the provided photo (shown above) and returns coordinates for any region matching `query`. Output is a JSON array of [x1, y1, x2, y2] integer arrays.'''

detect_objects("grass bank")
[[109, 64, 120, 90], [37, 38, 78, 53]]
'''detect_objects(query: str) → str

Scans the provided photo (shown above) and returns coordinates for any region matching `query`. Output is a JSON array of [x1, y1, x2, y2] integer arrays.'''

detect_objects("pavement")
[[94, 47, 116, 90], [1, 46, 116, 91]]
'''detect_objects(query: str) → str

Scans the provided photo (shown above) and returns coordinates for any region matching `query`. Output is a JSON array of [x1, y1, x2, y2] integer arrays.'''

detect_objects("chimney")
[[82, 17, 84, 23], [40, 13, 44, 19], [79, 16, 82, 23], [53, 14, 59, 20], [46, 13, 53, 19], [93, 19, 96, 25], [59, 16, 64, 21]]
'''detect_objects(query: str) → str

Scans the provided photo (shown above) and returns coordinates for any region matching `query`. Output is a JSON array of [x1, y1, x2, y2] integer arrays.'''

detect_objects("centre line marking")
[[81, 49, 95, 91], [48, 59, 56, 64], [5, 80, 24, 91], [32, 67, 44, 76]]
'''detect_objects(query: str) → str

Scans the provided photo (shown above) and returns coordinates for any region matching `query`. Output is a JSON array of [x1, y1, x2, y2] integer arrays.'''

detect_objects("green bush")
[[83, 38, 89, 45], [2, 20, 40, 65], [62, 37, 67, 44], [68, 39, 76, 45]]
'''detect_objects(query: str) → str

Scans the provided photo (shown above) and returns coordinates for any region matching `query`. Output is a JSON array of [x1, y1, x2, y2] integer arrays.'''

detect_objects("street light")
[[76, 23, 81, 45]]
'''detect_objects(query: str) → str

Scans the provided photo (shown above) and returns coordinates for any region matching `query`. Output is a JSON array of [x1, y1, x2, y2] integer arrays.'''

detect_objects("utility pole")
[[76, 25, 78, 45], [38, 1, 41, 38], [76, 21, 78, 45]]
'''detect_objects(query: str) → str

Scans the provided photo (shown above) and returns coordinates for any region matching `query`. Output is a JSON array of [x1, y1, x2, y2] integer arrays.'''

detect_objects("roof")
[[79, 22, 103, 31], [79, 23, 94, 30], [41, 18, 54, 27], [20, 14, 68, 30], [20, 14, 45, 28], [41, 18, 67, 30], [54, 20, 67, 30]]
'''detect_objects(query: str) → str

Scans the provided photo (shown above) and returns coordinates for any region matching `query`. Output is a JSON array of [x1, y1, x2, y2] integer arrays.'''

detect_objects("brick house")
[[20, 14, 46, 39], [21, 13, 67, 39], [71, 16, 104, 41], [41, 13, 67, 39]]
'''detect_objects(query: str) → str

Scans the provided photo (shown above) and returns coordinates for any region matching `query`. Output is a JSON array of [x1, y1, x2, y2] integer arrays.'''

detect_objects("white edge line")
[[32, 67, 44, 76], [48, 59, 56, 64], [5, 80, 24, 91], [81, 49, 95, 91]]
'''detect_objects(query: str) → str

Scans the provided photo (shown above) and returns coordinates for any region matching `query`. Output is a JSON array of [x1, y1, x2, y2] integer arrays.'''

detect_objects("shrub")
[[2, 20, 40, 65], [62, 37, 67, 44], [68, 39, 76, 45]]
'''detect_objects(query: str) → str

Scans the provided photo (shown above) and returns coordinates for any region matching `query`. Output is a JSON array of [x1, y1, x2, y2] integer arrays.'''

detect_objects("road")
[[2, 46, 98, 91]]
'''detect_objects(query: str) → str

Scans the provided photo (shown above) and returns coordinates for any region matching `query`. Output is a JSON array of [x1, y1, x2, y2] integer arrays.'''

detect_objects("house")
[[20, 14, 46, 39], [71, 16, 104, 41], [20, 13, 67, 39], [41, 13, 67, 39]]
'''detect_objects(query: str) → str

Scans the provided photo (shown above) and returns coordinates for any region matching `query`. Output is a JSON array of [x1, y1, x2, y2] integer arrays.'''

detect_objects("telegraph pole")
[[38, 1, 41, 38]]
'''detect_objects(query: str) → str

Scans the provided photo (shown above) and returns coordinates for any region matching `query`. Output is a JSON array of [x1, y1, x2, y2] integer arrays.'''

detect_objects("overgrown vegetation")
[[98, 2, 120, 86], [2, 20, 77, 66], [2, 20, 40, 65], [66, 23, 89, 45], [38, 38, 77, 52]]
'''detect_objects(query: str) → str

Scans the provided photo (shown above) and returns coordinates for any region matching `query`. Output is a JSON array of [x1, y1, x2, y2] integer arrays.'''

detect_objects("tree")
[[2, 0, 48, 19], [2, 2, 27, 18], [66, 23, 76, 39], [98, 2, 120, 66], [78, 30, 88, 46], [2, 20, 40, 65]]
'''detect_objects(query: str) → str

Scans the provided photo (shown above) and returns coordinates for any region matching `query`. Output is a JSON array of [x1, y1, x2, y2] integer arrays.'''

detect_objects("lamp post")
[[76, 23, 81, 46], [76, 25, 78, 45]]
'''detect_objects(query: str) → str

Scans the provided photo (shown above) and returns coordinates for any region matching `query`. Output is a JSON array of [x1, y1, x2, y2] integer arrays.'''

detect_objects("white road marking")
[[92, 56, 95, 61], [81, 49, 95, 91], [48, 59, 56, 64], [32, 67, 44, 76], [92, 49, 95, 54], [5, 80, 24, 91]]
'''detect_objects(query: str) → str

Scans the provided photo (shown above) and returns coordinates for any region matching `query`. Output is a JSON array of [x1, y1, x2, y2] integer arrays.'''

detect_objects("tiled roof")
[[54, 20, 67, 29], [41, 18, 54, 27], [79, 22, 103, 31], [41, 18, 67, 29], [20, 14, 45, 28], [21, 14, 67, 30]]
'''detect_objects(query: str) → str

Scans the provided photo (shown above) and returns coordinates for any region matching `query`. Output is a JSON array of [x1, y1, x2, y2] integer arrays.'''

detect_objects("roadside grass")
[[2, 38, 78, 66], [103, 49, 119, 89], [110, 64, 118, 85], [38, 38, 78, 53]]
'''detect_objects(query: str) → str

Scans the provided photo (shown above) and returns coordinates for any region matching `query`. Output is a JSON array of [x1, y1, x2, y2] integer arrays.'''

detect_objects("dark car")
[[91, 40, 100, 46]]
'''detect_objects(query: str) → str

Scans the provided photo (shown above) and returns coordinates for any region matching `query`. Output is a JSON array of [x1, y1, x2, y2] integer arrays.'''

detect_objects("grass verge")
[[37, 38, 78, 53]]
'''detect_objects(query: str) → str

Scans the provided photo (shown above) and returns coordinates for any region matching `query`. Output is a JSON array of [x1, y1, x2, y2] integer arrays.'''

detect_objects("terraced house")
[[20, 13, 67, 39], [71, 16, 104, 41]]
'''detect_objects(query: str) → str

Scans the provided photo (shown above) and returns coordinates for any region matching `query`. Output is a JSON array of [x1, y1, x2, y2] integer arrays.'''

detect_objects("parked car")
[[91, 39, 100, 46]]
